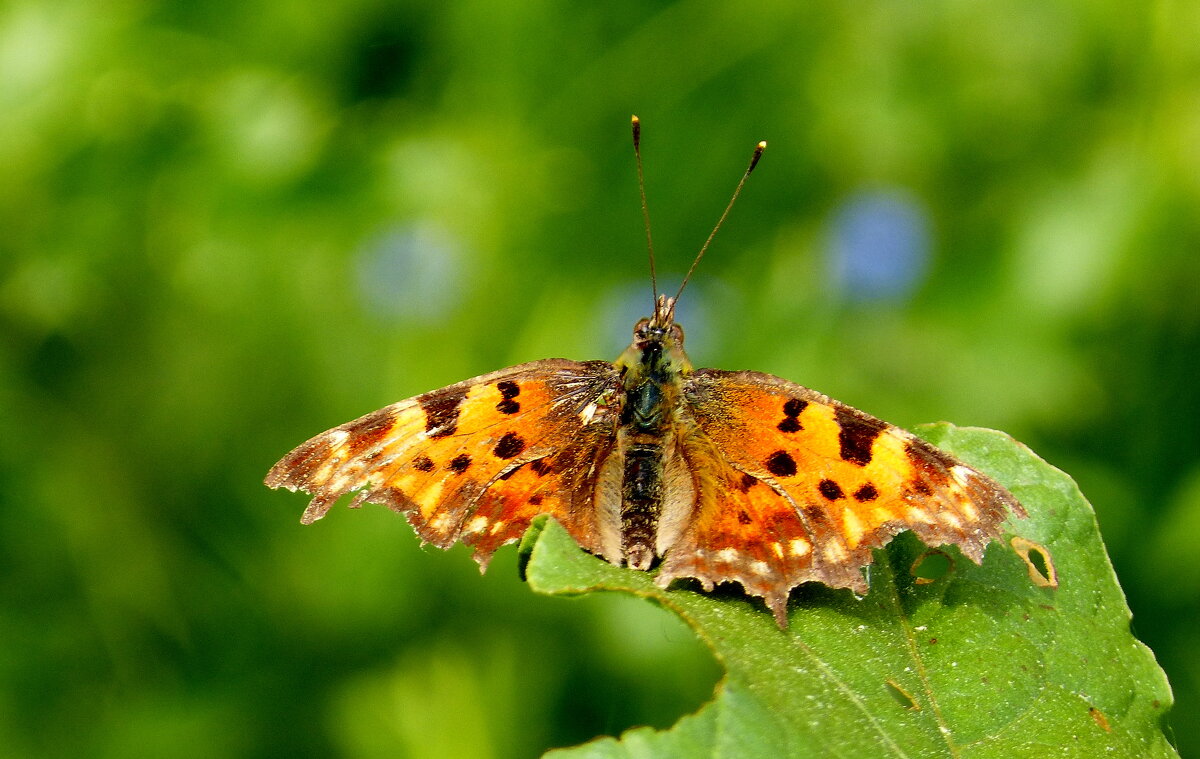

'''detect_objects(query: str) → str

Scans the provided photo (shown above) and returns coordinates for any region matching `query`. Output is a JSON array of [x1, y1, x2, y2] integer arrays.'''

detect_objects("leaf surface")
[[525, 425, 1177, 758]]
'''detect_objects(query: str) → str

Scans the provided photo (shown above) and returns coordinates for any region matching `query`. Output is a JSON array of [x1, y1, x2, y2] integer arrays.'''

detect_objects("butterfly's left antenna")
[[672, 138, 767, 308], [632, 115, 659, 308]]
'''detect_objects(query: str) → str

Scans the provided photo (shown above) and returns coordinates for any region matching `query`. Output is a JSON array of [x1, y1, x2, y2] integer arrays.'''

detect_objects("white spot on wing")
[[842, 507, 866, 548], [717, 548, 739, 562], [789, 538, 811, 557], [464, 515, 489, 535], [313, 460, 337, 481], [824, 542, 848, 562], [418, 481, 446, 517], [579, 402, 598, 425], [906, 506, 934, 524], [750, 560, 771, 575]]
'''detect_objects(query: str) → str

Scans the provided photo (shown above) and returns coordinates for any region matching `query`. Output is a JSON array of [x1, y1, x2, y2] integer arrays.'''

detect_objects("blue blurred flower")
[[828, 189, 931, 302], [354, 222, 463, 323]]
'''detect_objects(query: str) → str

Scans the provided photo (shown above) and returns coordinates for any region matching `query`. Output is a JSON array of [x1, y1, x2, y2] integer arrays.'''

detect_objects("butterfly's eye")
[[633, 318, 652, 339], [670, 324, 684, 345]]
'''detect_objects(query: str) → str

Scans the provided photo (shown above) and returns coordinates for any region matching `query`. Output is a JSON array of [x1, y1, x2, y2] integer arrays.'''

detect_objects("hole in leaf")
[[885, 679, 919, 710], [1089, 706, 1111, 732], [1010, 537, 1058, 588], [909, 549, 952, 584]]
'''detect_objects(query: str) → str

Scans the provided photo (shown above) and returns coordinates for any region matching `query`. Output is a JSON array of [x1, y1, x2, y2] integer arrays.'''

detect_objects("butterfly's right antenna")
[[632, 115, 659, 309], [672, 138, 767, 312]]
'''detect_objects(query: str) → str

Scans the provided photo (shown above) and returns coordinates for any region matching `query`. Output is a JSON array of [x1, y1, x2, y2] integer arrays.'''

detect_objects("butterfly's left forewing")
[[665, 368, 1025, 625], [265, 359, 622, 567]]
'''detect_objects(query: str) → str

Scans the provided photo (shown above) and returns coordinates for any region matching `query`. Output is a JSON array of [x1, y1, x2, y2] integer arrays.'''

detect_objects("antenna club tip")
[[631, 114, 640, 124], [746, 140, 767, 173]]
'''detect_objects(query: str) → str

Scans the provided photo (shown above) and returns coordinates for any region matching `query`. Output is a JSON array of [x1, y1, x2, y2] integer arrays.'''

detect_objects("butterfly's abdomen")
[[621, 442, 664, 569], [614, 368, 690, 570]]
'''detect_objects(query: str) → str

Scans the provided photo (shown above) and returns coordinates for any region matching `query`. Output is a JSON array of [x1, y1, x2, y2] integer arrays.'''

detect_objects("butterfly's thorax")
[[609, 300, 696, 570]]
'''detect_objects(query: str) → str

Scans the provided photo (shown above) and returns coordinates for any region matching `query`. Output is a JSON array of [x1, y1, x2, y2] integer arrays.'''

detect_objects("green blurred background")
[[2, 0, 1197, 756]]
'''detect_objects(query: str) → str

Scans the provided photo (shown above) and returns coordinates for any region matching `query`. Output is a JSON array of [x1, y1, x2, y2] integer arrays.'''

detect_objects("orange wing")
[[661, 368, 1026, 626], [265, 359, 621, 567]]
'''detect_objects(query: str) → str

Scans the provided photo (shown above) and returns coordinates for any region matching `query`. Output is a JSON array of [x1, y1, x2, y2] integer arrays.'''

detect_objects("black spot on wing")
[[765, 450, 797, 478], [412, 454, 435, 472], [739, 473, 757, 492], [784, 398, 808, 417], [448, 454, 472, 473], [530, 459, 553, 476], [493, 432, 526, 459], [497, 381, 520, 399], [835, 407, 886, 466], [818, 479, 844, 501], [853, 483, 878, 502], [420, 387, 467, 437], [496, 399, 520, 414], [778, 397, 806, 433]]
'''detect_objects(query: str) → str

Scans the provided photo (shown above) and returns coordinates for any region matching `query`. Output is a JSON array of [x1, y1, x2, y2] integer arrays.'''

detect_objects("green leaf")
[[526, 424, 1177, 758]]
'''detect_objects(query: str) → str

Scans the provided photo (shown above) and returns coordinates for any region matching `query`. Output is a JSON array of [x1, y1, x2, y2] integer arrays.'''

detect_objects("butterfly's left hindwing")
[[663, 368, 1025, 625], [265, 359, 621, 566]]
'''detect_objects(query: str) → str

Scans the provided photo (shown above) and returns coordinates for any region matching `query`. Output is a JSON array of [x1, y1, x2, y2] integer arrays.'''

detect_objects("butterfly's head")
[[617, 294, 692, 376]]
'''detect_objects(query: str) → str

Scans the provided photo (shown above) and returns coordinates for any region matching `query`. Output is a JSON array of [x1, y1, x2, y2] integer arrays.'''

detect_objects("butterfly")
[[265, 116, 1027, 628]]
